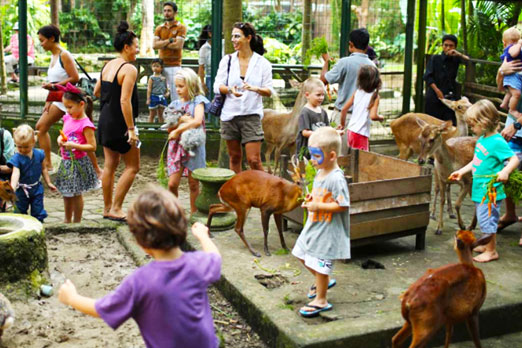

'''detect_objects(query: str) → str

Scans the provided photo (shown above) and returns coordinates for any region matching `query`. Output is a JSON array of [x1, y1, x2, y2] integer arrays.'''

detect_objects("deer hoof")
[[265, 251, 271, 256], [252, 250, 262, 257], [449, 213, 457, 219], [435, 229, 442, 235], [430, 214, 437, 221]]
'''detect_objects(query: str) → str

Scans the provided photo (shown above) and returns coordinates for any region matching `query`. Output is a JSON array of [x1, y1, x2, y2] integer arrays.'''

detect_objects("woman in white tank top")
[[36, 25, 80, 172], [339, 65, 384, 151]]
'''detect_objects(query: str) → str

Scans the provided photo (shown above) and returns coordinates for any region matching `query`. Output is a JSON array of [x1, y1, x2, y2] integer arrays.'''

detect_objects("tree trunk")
[[440, 0, 445, 33], [140, 0, 154, 56], [127, 0, 138, 24], [0, 23, 7, 95], [301, 0, 312, 63], [70, 0, 75, 10], [508, 2, 522, 27], [218, 0, 243, 168], [51, 0, 60, 26], [359, 0, 369, 28], [460, 0, 467, 54]]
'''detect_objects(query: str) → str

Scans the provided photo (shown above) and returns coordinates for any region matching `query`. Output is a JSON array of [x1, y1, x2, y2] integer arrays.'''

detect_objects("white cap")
[[13, 22, 19, 30]]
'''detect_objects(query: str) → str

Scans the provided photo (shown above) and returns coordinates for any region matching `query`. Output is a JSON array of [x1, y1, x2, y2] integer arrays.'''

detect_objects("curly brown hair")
[[127, 185, 187, 250]]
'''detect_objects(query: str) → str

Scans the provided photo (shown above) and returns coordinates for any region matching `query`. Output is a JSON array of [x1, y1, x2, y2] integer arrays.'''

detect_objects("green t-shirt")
[[471, 133, 514, 202]]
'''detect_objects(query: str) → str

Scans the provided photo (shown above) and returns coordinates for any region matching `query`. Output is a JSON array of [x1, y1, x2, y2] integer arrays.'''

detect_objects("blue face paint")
[[308, 146, 324, 165]]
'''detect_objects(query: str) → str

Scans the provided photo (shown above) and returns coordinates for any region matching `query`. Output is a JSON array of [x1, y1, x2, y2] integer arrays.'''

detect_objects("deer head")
[[415, 118, 453, 165], [0, 180, 16, 205], [289, 155, 311, 196], [441, 96, 471, 115], [454, 230, 493, 264]]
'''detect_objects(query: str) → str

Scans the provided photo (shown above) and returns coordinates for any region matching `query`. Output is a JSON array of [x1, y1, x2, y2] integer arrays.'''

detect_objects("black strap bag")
[[208, 55, 232, 118]]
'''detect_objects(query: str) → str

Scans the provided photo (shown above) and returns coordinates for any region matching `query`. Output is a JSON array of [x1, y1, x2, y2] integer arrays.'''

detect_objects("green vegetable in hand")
[[156, 141, 169, 187], [505, 170, 522, 205], [303, 37, 329, 67]]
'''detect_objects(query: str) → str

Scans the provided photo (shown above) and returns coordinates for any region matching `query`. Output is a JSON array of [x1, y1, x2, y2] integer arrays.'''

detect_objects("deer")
[[262, 80, 307, 175], [392, 230, 491, 348], [207, 156, 306, 257], [0, 292, 14, 340], [391, 97, 472, 220], [416, 118, 477, 235], [0, 180, 16, 210]]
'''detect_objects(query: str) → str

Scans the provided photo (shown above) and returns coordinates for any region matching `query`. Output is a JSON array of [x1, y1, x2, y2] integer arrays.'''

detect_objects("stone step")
[[434, 331, 522, 348]]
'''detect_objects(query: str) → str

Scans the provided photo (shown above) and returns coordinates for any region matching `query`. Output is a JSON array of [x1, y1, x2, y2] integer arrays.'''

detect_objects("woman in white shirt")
[[214, 22, 273, 173]]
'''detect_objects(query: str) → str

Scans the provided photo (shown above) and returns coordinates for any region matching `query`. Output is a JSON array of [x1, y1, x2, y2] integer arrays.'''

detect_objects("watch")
[[169, 37, 174, 44], [514, 122, 521, 130]]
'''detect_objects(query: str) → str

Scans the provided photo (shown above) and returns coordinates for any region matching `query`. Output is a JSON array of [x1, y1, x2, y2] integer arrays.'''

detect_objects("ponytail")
[[251, 34, 266, 56]]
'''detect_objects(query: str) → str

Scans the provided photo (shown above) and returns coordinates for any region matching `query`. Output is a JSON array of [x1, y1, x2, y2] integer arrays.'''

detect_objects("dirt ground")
[[1, 156, 268, 348]]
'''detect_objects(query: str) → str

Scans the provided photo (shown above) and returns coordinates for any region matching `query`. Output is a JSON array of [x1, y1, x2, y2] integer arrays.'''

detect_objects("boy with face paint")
[[292, 127, 351, 318]]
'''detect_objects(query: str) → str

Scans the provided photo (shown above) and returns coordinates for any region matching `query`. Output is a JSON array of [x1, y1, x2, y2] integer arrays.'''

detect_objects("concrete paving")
[[39, 160, 522, 348]]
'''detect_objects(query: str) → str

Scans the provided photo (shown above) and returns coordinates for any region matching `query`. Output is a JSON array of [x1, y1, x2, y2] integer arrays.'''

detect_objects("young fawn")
[[207, 164, 304, 257], [416, 119, 477, 234], [392, 230, 491, 348]]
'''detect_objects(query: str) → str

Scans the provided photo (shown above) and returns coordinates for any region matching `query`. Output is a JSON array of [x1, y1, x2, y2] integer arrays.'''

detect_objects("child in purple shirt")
[[58, 186, 222, 348]]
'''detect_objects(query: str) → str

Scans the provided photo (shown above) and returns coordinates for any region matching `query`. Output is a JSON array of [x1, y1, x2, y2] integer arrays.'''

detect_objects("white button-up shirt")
[[213, 51, 273, 121]]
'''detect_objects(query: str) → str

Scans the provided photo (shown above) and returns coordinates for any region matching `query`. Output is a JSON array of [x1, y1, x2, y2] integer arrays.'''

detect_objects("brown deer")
[[391, 97, 471, 161], [262, 81, 307, 175], [206, 161, 304, 257], [416, 118, 477, 235], [0, 180, 16, 209], [392, 230, 491, 348], [391, 97, 472, 220]]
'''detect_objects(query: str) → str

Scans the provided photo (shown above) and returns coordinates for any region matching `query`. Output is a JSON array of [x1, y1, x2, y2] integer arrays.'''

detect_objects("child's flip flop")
[[299, 303, 333, 318], [308, 278, 336, 299]]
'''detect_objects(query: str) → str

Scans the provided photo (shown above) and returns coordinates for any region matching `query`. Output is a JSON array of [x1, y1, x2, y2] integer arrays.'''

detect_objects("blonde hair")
[[303, 77, 325, 93], [13, 124, 36, 144], [174, 68, 204, 101], [308, 126, 341, 155], [503, 27, 521, 43], [465, 99, 499, 133]]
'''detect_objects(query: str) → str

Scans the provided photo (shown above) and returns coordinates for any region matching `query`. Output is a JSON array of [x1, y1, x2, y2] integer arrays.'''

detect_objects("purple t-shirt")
[[95, 251, 221, 348]]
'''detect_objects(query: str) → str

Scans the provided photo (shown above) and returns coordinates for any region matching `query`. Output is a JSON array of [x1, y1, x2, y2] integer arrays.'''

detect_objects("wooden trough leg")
[[416, 227, 426, 250]]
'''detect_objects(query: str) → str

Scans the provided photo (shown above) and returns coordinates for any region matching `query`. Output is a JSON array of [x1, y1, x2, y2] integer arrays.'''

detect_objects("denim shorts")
[[149, 94, 168, 110], [475, 200, 502, 233], [507, 137, 522, 170], [503, 73, 522, 91]]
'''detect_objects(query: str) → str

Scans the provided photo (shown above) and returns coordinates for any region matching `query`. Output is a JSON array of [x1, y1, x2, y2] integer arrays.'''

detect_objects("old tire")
[[0, 214, 47, 283]]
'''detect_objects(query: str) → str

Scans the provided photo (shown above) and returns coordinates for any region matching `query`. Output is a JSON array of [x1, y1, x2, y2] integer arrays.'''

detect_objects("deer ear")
[[461, 96, 469, 103], [472, 234, 493, 249], [440, 121, 453, 132], [415, 117, 428, 129]]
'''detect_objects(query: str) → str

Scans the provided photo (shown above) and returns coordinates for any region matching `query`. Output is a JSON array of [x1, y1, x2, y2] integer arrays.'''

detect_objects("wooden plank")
[[350, 175, 432, 201], [351, 212, 430, 240], [351, 204, 430, 224], [464, 82, 502, 94], [351, 227, 426, 248], [350, 193, 431, 214], [357, 150, 422, 181]]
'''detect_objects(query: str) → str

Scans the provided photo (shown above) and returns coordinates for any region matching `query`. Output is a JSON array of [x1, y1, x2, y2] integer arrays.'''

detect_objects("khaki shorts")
[[220, 114, 264, 144]]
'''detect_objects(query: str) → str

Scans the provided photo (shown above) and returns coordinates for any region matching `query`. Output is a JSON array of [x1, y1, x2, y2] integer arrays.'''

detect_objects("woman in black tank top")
[[93, 21, 140, 222]]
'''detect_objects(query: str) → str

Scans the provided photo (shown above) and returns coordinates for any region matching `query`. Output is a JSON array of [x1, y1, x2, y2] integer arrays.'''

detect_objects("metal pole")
[[210, 0, 223, 101], [340, 0, 351, 58], [415, 0, 428, 113], [402, 0, 415, 114], [19, 0, 28, 119]]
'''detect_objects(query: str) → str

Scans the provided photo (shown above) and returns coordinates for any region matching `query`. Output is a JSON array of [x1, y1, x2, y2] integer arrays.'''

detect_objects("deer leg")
[[443, 324, 453, 348], [207, 203, 234, 227], [260, 209, 272, 256], [446, 185, 456, 219], [455, 183, 471, 230], [436, 181, 446, 235], [273, 213, 289, 251], [465, 314, 483, 348], [234, 208, 260, 257], [431, 177, 440, 220], [265, 144, 274, 174], [391, 321, 411, 348]]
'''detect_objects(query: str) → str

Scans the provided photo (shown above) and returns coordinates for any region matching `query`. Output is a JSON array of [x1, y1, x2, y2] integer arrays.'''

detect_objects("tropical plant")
[[1, 0, 50, 48]]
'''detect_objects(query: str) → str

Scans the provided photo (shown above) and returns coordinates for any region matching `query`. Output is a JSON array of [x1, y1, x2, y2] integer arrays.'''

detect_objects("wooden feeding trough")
[[281, 150, 432, 250]]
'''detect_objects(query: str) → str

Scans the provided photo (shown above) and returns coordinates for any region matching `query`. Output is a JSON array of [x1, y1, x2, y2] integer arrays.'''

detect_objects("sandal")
[[308, 278, 336, 299], [299, 303, 333, 318]]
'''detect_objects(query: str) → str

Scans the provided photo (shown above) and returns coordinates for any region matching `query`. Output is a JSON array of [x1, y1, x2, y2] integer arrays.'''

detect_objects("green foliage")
[[243, 6, 302, 47], [1, 0, 49, 48], [157, 141, 169, 188], [303, 37, 329, 67], [60, 9, 111, 52], [263, 38, 294, 64], [367, 20, 406, 61]]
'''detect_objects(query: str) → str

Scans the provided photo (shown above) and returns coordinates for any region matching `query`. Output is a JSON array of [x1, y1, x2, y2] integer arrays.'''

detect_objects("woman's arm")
[[119, 65, 139, 144], [58, 52, 80, 85], [41, 166, 57, 191]]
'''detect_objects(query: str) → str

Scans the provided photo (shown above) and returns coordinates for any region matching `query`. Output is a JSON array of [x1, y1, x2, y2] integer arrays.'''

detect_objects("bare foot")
[[473, 245, 486, 253], [500, 101, 508, 110], [473, 251, 499, 263]]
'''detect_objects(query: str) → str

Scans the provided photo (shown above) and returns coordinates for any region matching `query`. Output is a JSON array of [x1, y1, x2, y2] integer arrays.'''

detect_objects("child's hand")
[[191, 222, 210, 240], [168, 129, 180, 140], [48, 182, 57, 191], [321, 52, 331, 62], [336, 129, 345, 136], [62, 141, 75, 151], [376, 115, 385, 121], [58, 279, 78, 306], [448, 171, 462, 181], [302, 201, 319, 212], [497, 169, 510, 183]]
